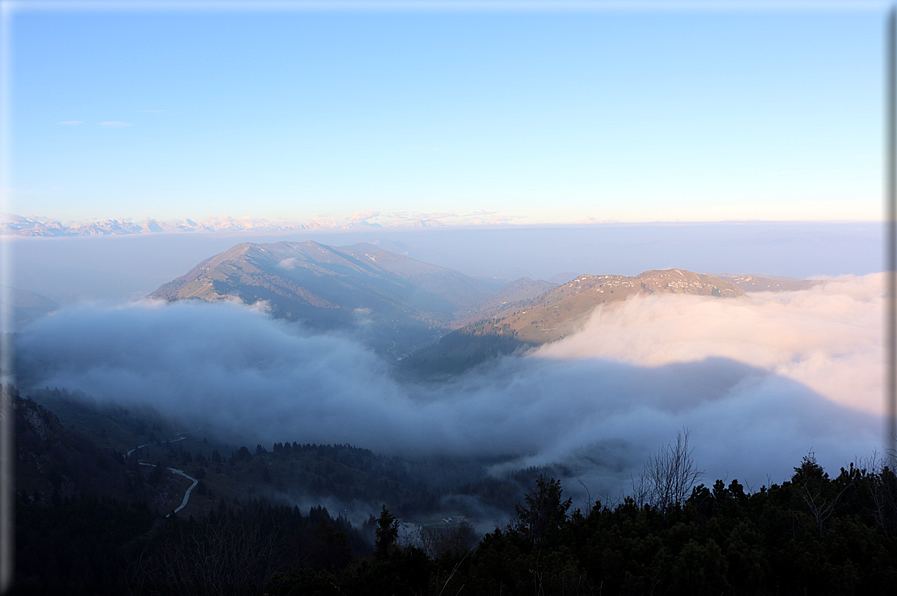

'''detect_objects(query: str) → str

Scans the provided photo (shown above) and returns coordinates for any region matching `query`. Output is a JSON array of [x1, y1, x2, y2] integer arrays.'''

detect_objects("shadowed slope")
[[149, 240, 496, 332]]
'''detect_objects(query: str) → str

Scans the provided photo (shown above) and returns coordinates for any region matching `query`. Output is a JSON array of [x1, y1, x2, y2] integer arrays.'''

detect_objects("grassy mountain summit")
[[495, 269, 744, 343], [708, 272, 822, 292], [403, 269, 745, 376]]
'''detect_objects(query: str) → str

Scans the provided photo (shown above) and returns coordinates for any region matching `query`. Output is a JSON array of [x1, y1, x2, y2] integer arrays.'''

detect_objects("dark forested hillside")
[[269, 461, 897, 596], [8, 385, 897, 594], [13, 387, 541, 521]]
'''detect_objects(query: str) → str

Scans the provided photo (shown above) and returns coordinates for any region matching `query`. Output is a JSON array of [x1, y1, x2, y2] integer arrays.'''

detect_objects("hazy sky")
[[3, 1, 886, 225]]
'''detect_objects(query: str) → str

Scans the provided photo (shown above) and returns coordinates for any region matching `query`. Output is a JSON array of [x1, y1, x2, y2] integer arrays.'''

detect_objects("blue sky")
[[2, 1, 887, 225]]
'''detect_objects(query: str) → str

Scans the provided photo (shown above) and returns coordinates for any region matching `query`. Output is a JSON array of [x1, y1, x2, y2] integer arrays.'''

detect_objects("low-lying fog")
[[15, 270, 884, 501]]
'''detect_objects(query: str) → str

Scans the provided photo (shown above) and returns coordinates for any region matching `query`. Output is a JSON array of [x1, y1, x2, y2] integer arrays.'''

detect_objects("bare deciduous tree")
[[128, 511, 283, 596], [633, 429, 703, 514], [792, 452, 856, 536], [410, 518, 478, 559], [856, 450, 897, 538]]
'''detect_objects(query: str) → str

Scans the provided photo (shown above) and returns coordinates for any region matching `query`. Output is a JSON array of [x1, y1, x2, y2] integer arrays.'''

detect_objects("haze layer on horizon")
[[8, 221, 882, 305], [3, 3, 883, 225]]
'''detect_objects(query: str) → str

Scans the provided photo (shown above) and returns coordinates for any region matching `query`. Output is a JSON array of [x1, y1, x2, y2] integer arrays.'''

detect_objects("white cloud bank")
[[15, 274, 885, 498], [537, 273, 884, 416]]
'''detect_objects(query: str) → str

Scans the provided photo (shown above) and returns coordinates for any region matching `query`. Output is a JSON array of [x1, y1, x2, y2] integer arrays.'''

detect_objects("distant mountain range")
[[1, 212, 490, 237], [2, 214, 307, 236]]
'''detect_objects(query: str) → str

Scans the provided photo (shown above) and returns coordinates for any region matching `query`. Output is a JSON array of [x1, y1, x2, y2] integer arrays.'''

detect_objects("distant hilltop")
[[0, 212, 503, 237]]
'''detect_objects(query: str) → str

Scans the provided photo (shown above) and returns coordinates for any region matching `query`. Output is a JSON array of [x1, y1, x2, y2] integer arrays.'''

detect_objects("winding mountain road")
[[130, 434, 199, 517]]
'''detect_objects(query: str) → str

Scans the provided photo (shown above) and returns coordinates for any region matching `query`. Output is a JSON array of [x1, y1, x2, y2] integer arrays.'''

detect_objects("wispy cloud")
[[56, 121, 82, 126], [98, 121, 133, 128]]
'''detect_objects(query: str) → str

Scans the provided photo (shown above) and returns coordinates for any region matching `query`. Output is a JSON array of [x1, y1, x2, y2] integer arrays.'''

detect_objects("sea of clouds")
[[15, 273, 885, 500]]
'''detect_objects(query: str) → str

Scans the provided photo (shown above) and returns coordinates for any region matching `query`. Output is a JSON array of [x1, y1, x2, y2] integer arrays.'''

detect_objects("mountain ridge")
[[464, 268, 745, 344], [150, 241, 757, 374], [402, 269, 745, 376]]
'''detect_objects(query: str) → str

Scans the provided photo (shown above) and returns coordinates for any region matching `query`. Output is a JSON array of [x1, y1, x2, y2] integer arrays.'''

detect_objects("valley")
[[7, 235, 884, 595]]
